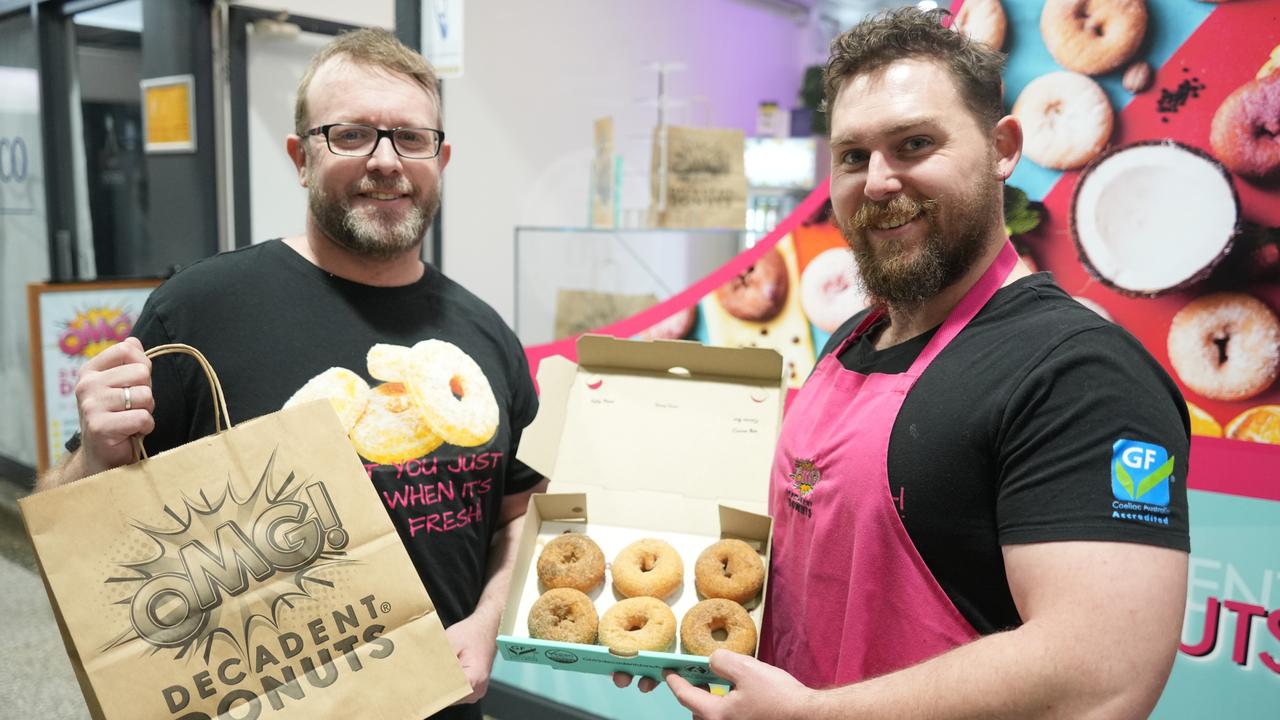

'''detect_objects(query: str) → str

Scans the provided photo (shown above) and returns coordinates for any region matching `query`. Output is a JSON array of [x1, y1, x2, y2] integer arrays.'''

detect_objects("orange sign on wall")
[[141, 74, 195, 152]]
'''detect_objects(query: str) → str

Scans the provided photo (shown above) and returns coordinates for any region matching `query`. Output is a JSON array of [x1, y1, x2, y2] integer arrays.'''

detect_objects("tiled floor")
[[0, 478, 91, 719]]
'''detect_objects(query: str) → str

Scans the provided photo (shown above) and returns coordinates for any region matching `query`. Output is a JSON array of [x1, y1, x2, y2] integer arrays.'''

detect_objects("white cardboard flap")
[[518, 336, 785, 531]]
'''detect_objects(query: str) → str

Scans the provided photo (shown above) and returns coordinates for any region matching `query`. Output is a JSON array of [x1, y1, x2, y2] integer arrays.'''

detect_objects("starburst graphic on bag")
[[103, 449, 356, 662]]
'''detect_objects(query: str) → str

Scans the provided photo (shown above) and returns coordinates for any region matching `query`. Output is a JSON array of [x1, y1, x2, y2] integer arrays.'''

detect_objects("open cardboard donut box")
[[496, 335, 785, 686]]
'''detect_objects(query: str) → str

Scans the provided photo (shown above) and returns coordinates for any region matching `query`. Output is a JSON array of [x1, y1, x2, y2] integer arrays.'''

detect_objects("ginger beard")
[[309, 175, 437, 260], [840, 161, 1002, 309]]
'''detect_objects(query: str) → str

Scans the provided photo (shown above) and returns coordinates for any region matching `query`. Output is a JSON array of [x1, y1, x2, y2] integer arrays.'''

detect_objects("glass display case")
[[513, 226, 747, 346]]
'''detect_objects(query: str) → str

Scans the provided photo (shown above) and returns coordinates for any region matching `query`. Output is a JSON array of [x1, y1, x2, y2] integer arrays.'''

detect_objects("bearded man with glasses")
[[39, 29, 545, 720]]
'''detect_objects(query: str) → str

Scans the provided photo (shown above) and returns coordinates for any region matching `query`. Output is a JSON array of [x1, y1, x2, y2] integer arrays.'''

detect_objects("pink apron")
[[759, 241, 1018, 688]]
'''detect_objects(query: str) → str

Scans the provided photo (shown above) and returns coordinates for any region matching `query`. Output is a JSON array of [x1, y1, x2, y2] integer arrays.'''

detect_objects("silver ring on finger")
[[123, 385, 132, 411]]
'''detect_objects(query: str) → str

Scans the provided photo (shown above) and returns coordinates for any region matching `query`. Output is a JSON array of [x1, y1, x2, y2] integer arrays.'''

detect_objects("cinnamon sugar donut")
[[611, 539, 684, 600], [680, 598, 758, 657], [1040, 0, 1147, 76], [1210, 72, 1280, 183], [716, 248, 789, 322], [694, 539, 765, 605], [537, 533, 606, 593], [1013, 72, 1114, 170], [528, 588, 599, 644], [599, 597, 677, 654], [1167, 293, 1280, 401]]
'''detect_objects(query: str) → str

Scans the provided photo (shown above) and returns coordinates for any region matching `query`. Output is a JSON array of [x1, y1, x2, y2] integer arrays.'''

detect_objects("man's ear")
[[993, 115, 1022, 181], [437, 141, 452, 173], [286, 134, 308, 187]]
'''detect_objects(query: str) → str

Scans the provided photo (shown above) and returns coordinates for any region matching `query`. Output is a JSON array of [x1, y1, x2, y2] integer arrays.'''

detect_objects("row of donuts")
[[527, 534, 765, 657]]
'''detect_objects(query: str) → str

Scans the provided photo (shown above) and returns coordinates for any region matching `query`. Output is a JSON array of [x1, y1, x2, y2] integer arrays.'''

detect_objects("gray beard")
[[308, 185, 436, 261]]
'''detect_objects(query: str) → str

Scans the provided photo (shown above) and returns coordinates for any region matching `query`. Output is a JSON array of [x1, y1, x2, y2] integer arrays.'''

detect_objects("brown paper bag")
[[20, 344, 471, 719]]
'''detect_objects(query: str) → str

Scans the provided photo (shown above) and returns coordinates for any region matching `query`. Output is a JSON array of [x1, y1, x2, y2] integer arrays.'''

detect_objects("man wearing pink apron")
[[665, 8, 1190, 719]]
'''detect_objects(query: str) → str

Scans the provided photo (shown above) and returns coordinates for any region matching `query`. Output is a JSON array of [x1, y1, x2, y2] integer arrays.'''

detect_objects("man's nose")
[[366, 135, 403, 173], [864, 152, 902, 201]]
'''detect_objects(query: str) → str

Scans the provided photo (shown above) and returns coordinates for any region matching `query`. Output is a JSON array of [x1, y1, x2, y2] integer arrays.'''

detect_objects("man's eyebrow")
[[829, 118, 941, 148]]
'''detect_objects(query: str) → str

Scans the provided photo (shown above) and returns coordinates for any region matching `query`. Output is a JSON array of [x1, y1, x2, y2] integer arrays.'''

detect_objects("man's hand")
[[45, 338, 154, 490], [445, 610, 500, 705], [665, 650, 812, 720], [77, 337, 154, 472], [611, 671, 660, 693]]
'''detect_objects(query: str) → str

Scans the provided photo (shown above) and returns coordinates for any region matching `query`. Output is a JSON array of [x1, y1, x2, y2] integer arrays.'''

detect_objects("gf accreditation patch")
[[1110, 439, 1175, 526]]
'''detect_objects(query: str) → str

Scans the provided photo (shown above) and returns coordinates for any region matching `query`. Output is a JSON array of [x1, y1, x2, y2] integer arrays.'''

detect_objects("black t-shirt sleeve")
[[995, 325, 1191, 551]]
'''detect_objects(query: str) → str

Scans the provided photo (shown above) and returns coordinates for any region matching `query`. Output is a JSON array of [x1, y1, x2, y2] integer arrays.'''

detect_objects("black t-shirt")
[[77, 240, 538, 720], [822, 273, 1190, 634]]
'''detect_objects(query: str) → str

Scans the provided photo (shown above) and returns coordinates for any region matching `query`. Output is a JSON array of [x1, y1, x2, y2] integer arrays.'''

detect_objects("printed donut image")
[[537, 533, 606, 594], [694, 539, 765, 605], [367, 343, 412, 382], [403, 339, 500, 447], [716, 248, 790, 323], [1014, 72, 1114, 170], [282, 366, 370, 433], [680, 598, 758, 657], [598, 597, 677, 654], [1167, 293, 1280, 402], [611, 538, 684, 600], [953, 0, 1007, 50], [1040, 0, 1147, 76], [528, 588, 599, 644], [1210, 72, 1280, 183], [349, 382, 444, 465], [800, 247, 866, 333]]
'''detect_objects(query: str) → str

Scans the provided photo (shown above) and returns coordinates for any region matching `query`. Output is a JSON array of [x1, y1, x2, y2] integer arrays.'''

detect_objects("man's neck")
[[873, 238, 1031, 351], [284, 227, 425, 287]]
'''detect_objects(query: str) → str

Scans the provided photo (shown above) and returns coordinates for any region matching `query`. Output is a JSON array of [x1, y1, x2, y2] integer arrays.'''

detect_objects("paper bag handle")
[[130, 343, 234, 461]]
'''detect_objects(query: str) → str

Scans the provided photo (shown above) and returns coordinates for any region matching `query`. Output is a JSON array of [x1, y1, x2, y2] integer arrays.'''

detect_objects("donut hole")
[[449, 375, 465, 401], [625, 616, 649, 632], [559, 548, 580, 564], [711, 626, 729, 642], [719, 559, 733, 578], [640, 553, 658, 572], [1213, 334, 1231, 365]]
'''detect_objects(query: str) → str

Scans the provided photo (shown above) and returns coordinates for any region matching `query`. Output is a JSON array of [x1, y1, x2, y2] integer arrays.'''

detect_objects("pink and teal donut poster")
[[519, 1, 1280, 716]]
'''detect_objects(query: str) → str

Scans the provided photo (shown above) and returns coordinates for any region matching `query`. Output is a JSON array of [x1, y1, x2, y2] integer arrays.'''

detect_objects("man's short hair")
[[824, 8, 1006, 131], [294, 28, 441, 136]]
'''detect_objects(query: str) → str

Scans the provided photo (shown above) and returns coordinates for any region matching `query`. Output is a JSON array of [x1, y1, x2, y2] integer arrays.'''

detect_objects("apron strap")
[[908, 241, 1019, 375]]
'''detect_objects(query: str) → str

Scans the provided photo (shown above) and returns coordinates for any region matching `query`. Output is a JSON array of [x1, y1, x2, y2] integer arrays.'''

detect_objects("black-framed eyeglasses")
[[305, 123, 445, 159]]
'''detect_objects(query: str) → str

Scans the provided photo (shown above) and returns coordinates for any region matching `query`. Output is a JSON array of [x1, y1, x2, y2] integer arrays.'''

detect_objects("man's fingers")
[[611, 672, 633, 689], [665, 670, 719, 716], [82, 408, 155, 446], [83, 336, 149, 373], [707, 648, 751, 682], [638, 676, 659, 693]]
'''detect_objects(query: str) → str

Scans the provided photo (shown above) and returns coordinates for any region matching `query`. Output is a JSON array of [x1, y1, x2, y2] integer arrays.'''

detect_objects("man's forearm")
[[803, 620, 1174, 720], [34, 450, 87, 493]]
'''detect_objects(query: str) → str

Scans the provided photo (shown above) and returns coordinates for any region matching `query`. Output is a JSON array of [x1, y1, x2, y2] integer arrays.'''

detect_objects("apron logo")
[[789, 458, 821, 496]]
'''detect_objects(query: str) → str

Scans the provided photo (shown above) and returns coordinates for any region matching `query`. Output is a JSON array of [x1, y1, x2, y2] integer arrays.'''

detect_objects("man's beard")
[[309, 177, 437, 260], [840, 173, 1000, 309]]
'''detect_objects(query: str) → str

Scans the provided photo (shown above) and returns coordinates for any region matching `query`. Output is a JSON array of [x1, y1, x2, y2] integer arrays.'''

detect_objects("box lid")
[[518, 335, 784, 532]]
